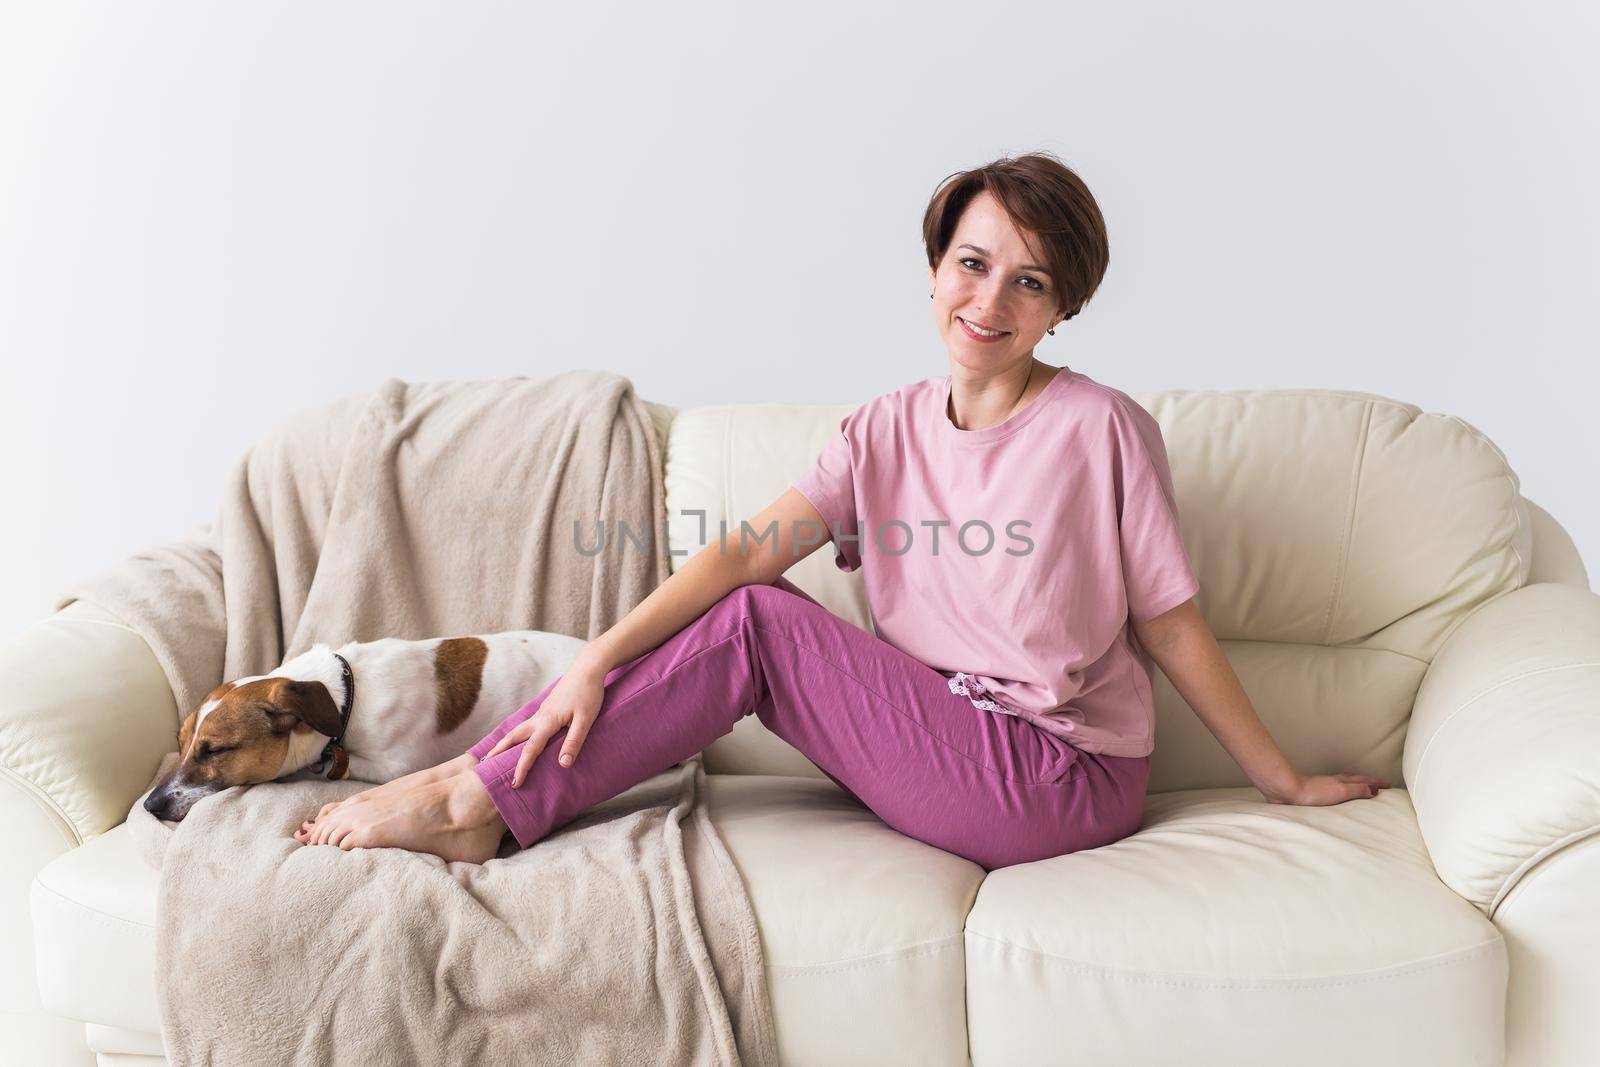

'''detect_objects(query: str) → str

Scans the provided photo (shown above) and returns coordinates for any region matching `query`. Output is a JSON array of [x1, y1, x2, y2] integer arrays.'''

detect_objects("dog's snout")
[[142, 780, 204, 822]]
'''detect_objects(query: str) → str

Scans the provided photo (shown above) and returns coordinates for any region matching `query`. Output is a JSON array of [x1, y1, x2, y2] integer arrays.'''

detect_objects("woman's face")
[[928, 189, 1065, 375]]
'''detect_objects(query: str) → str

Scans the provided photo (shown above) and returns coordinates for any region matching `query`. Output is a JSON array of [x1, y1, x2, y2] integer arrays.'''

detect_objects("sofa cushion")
[[964, 786, 1507, 1065], [666, 403, 880, 782], [30, 814, 159, 1033], [33, 774, 983, 1066]]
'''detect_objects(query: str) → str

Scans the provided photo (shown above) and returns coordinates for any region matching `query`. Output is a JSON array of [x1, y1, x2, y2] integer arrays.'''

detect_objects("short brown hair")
[[922, 151, 1110, 324]]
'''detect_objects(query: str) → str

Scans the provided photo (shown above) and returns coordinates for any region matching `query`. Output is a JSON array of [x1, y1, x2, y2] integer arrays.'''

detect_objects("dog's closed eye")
[[197, 743, 233, 760]]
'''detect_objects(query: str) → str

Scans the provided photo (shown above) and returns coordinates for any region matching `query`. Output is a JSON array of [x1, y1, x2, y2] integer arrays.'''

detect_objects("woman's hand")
[[482, 662, 609, 788], [1265, 772, 1391, 806]]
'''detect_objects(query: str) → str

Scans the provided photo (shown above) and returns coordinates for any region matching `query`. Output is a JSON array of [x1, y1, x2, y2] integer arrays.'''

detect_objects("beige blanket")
[[59, 371, 778, 1066]]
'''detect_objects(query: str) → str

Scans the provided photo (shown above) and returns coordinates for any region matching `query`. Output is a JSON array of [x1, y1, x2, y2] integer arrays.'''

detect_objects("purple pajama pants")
[[467, 576, 1150, 870]]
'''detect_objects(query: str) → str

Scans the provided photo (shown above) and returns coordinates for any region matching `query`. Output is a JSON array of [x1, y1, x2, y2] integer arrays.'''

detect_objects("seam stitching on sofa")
[[0, 763, 82, 847], [18, 1002, 100, 1028], [31, 876, 155, 931], [1489, 821, 1600, 917], [964, 931, 1502, 990], [1410, 660, 1600, 801], [54, 614, 144, 637], [1217, 635, 1430, 668], [769, 934, 962, 976], [1322, 400, 1372, 646], [80, 1022, 167, 1056]]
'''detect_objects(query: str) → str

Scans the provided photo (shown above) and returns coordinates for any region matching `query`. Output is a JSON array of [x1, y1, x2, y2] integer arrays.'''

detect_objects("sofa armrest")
[[1405, 582, 1600, 914], [2, 601, 179, 841], [2, 601, 178, 1064]]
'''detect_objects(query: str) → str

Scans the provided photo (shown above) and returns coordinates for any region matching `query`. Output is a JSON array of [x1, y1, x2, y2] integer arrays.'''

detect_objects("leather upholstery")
[[4, 601, 180, 1067], [1407, 582, 1600, 915], [13, 385, 1597, 1065], [965, 786, 1506, 1064]]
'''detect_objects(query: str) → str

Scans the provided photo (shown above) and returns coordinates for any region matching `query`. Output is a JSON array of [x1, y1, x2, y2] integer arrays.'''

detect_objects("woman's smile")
[[958, 316, 1010, 342]]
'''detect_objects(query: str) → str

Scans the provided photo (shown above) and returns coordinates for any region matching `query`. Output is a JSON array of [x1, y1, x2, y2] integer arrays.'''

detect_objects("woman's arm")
[[485, 488, 835, 779], [1132, 601, 1389, 805], [574, 487, 830, 677]]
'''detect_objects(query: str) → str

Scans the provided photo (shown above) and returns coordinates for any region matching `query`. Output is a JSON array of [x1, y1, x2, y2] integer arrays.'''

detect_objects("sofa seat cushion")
[[31, 813, 159, 1033], [965, 786, 1507, 1066], [33, 773, 983, 1066], [700, 775, 983, 1065]]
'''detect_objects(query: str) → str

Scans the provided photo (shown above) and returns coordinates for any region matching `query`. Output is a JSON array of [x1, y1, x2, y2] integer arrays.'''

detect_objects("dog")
[[142, 630, 588, 821]]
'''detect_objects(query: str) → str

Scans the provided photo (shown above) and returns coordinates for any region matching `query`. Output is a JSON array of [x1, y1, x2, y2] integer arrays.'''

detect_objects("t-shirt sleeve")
[[1112, 400, 1200, 624], [791, 426, 864, 573]]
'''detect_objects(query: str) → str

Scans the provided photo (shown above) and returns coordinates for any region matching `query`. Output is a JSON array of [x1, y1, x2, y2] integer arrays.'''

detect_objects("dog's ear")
[[176, 711, 198, 757], [272, 679, 343, 737]]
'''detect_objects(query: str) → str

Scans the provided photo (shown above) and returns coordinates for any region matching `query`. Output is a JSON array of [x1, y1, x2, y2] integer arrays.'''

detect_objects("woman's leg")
[[299, 752, 478, 834], [297, 647, 681, 836], [467, 576, 1148, 870]]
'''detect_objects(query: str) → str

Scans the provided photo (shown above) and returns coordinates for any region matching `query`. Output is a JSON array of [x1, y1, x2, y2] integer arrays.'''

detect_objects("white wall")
[[2, 1, 1596, 641]]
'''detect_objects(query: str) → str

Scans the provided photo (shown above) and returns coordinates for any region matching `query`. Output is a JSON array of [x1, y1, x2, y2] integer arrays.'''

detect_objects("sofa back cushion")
[[663, 389, 1531, 793]]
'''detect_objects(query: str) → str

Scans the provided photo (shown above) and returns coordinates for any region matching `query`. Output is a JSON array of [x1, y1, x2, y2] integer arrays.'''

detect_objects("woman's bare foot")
[[296, 752, 479, 841], [294, 769, 508, 864]]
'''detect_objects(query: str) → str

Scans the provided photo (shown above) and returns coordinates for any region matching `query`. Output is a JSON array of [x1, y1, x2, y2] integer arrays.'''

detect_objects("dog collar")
[[315, 652, 356, 780]]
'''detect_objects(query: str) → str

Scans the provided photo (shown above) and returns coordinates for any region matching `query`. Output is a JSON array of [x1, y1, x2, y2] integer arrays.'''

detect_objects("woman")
[[295, 152, 1389, 867]]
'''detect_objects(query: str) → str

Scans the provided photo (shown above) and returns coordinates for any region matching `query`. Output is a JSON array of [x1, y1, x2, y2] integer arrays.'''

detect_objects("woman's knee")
[[707, 582, 759, 616], [715, 580, 792, 616], [731, 581, 832, 635]]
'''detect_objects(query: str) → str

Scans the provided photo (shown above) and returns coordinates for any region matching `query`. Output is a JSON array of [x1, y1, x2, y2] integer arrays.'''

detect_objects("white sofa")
[[9, 385, 1599, 1066]]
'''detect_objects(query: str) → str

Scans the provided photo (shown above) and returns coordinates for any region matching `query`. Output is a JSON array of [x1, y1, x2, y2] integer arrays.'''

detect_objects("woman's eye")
[[960, 258, 1046, 292]]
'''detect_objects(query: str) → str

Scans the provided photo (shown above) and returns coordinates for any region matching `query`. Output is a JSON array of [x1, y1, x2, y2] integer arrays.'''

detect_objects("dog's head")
[[142, 675, 344, 822]]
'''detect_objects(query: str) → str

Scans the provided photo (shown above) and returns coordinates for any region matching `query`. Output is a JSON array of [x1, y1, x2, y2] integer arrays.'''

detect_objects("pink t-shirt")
[[790, 365, 1200, 758]]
